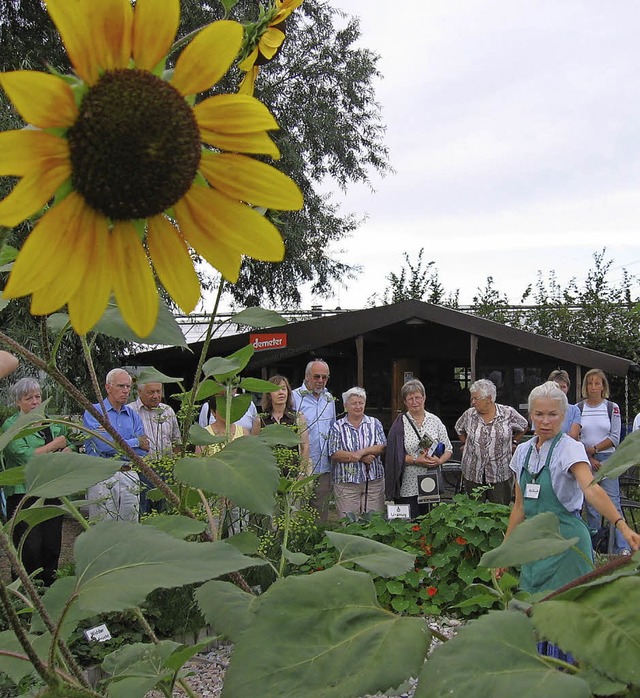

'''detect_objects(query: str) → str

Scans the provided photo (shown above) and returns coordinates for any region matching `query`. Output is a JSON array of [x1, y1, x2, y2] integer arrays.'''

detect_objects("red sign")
[[250, 333, 288, 352]]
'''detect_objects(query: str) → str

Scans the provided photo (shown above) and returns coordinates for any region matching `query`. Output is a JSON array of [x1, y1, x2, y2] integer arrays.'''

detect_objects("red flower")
[[455, 536, 467, 545], [427, 586, 438, 597], [412, 525, 421, 532]]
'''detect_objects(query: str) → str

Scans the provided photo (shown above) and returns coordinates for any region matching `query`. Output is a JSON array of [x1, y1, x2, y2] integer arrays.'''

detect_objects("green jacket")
[[1, 412, 69, 497]]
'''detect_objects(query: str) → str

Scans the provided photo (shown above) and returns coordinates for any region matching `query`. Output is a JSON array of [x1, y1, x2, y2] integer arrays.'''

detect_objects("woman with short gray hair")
[[455, 378, 528, 505], [2, 377, 71, 586], [328, 387, 386, 518]]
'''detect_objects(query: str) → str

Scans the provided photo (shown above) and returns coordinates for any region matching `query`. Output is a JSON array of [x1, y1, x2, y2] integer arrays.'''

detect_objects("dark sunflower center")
[[68, 69, 201, 220]]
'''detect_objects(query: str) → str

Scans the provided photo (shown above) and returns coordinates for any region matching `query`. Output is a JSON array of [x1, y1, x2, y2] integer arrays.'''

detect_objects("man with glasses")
[[84, 368, 149, 521], [293, 360, 336, 522]]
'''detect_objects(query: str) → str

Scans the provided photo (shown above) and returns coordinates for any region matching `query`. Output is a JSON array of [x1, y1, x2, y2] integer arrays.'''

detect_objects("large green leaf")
[[173, 437, 279, 515], [141, 514, 207, 539], [256, 423, 300, 448], [30, 576, 94, 640], [595, 430, 640, 481], [188, 423, 223, 446], [72, 521, 265, 613], [25, 452, 125, 497], [92, 299, 187, 347], [0, 465, 24, 486], [0, 630, 50, 683], [238, 377, 282, 393], [479, 512, 579, 568], [194, 378, 225, 400], [222, 566, 430, 698], [202, 345, 254, 381], [0, 404, 49, 453], [216, 393, 253, 425], [102, 640, 180, 698], [135, 366, 183, 384], [415, 611, 590, 698], [196, 579, 256, 642], [325, 530, 416, 577], [230, 307, 287, 328], [532, 576, 640, 684], [12, 503, 65, 527]]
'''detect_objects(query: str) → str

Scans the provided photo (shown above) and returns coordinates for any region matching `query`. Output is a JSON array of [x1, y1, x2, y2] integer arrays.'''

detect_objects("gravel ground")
[[145, 616, 464, 698]]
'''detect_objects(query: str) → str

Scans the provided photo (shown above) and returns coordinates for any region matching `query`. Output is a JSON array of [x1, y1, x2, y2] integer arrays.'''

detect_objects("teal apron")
[[519, 435, 593, 594]]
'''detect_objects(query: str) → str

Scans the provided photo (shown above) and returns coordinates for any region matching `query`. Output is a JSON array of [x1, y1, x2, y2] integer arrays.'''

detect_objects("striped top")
[[328, 414, 386, 484]]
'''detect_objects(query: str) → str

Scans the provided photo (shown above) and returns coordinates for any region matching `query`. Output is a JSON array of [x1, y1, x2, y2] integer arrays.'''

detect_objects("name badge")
[[524, 483, 541, 499]]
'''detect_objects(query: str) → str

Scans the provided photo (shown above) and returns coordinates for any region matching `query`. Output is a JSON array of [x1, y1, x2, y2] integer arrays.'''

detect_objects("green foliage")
[[299, 495, 511, 617]]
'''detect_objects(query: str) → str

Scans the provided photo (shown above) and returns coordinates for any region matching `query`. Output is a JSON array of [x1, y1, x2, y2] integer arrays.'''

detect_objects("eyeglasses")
[[312, 374, 329, 380], [110, 383, 132, 389]]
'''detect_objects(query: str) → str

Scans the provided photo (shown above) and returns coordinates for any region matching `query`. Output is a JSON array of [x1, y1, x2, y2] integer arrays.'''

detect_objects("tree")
[[194, 0, 391, 308], [367, 249, 459, 307]]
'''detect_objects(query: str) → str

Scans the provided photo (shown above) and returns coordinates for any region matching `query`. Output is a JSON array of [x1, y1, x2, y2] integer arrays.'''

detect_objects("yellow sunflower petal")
[[200, 152, 303, 210], [195, 95, 280, 158], [132, 0, 179, 70], [175, 184, 284, 282], [0, 72, 78, 128], [110, 222, 159, 337], [273, 0, 304, 24], [0, 130, 69, 177], [238, 47, 259, 72], [67, 217, 113, 334], [3, 193, 86, 298], [238, 66, 259, 96], [259, 28, 285, 60], [171, 20, 243, 96], [89, 0, 133, 74], [47, 0, 96, 84], [147, 215, 200, 313], [0, 161, 71, 227]]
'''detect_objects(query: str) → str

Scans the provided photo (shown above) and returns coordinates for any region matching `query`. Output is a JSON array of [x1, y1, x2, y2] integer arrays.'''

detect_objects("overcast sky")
[[302, 0, 640, 309]]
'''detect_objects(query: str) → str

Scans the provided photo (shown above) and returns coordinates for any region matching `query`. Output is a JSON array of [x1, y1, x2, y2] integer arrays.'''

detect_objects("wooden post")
[[356, 335, 364, 387], [470, 334, 478, 382]]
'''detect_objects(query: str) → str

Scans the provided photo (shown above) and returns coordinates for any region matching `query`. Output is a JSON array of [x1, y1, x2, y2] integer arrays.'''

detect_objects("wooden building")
[[133, 300, 637, 436]]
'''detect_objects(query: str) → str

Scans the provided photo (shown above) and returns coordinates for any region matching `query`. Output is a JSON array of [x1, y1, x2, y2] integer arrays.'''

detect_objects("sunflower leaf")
[[135, 366, 183, 384], [230, 307, 287, 328]]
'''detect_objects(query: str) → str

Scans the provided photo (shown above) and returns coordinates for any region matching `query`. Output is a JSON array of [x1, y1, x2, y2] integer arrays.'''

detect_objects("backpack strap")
[[576, 399, 613, 422]]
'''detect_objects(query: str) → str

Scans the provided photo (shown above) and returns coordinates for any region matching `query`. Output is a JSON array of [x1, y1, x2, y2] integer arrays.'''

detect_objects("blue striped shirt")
[[328, 414, 386, 484]]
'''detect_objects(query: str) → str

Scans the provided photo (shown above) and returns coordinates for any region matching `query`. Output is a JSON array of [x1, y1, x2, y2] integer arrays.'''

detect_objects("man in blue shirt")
[[84, 368, 149, 521], [292, 360, 336, 523]]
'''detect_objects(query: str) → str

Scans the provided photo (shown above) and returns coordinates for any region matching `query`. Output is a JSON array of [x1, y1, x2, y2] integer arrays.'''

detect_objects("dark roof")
[[133, 300, 636, 377]]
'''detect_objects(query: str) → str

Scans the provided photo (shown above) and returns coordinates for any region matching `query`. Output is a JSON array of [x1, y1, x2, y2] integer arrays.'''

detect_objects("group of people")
[[1, 348, 639, 592]]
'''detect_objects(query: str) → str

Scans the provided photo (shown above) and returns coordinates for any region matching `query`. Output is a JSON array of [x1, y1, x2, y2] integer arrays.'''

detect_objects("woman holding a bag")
[[385, 379, 452, 517], [455, 378, 528, 505]]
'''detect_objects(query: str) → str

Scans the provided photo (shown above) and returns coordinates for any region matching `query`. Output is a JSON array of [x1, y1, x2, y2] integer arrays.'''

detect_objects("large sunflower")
[[0, 0, 303, 336], [239, 0, 304, 96]]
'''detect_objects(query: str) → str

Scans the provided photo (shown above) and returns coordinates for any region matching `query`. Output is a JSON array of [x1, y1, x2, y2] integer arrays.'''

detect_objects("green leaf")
[[282, 545, 309, 565], [72, 521, 266, 613], [0, 630, 50, 683], [578, 667, 627, 697], [391, 597, 410, 612], [196, 579, 256, 642], [0, 405, 48, 453], [256, 423, 300, 448], [325, 530, 416, 577], [454, 593, 500, 609], [217, 393, 253, 425], [141, 514, 207, 539], [188, 423, 223, 446], [136, 366, 183, 384], [386, 580, 405, 595], [30, 576, 94, 640], [91, 299, 187, 347], [164, 638, 215, 671], [173, 437, 279, 515], [223, 566, 430, 698], [0, 293, 8, 311], [102, 640, 180, 698], [594, 430, 640, 481], [25, 452, 125, 497], [222, 530, 261, 555], [194, 378, 224, 401], [46, 312, 71, 335], [0, 243, 18, 265], [0, 465, 25, 486], [12, 503, 65, 527], [532, 576, 640, 684], [202, 345, 254, 381], [479, 512, 579, 568], [218, 0, 240, 17], [238, 377, 282, 393], [230, 307, 287, 328], [415, 611, 590, 698]]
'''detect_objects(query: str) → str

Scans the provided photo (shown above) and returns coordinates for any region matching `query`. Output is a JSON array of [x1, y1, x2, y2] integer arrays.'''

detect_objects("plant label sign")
[[387, 503, 411, 519], [84, 623, 112, 642]]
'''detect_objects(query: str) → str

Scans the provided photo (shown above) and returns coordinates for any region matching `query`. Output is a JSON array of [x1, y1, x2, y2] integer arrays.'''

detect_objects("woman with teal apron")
[[505, 382, 640, 656]]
